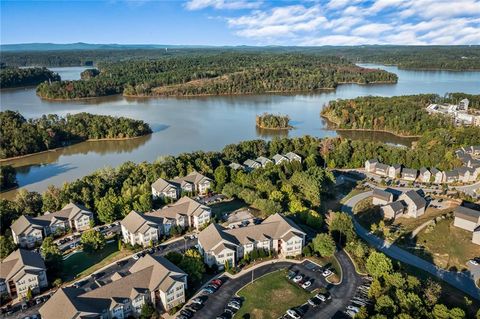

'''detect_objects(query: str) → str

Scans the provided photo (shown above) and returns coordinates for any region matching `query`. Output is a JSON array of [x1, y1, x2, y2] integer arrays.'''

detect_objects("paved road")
[[191, 251, 362, 319], [342, 191, 480, 300], [455, 181, 480, 198]]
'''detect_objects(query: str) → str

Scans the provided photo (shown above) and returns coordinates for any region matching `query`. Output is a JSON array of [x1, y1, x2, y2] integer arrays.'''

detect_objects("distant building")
[[229, 163, 245, 171], [151, 172, 212, 200], [399, 190, 427, 218], [243, 159, 261, 170], [453, 205, 480, 245], [401, 168, 418, 182], [255, 156, 273, 168], [0, 249, 48, 300], [381, 201, 406, 220], [365, 159, 379, 173], [418, 168, 431, 183], [388, 165, 401, 179], [372, 189, 394, 206], [11, 203, 93, 248], [272, 154, 289, 165], [443, 170, 459, 184], [284, 152, 302, 163], [374, 163, 389, 177], [430, 168, 444, 184], [39, 255, 188, 318]]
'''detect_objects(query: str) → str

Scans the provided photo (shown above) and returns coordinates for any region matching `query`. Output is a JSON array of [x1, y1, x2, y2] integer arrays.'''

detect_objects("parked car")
[[308, 297, 322, 307], [191, 297, 204, 305], [346, 305, 359, 313], [322, 269, 333, 277], [132, 253, 140, 260], [315, 293, 327, 302], [211, 279, 223, 286], [180, 309, 194, 318], [202, 286, 216, 294], [187, 302, 203, 311], [468, 259, 479, 266], [292, 275, 303, 283], [287, 270, 297, 279], [286, 308, 301, 319], [227, 301, 241, 310], [301, 281, 312, 289]]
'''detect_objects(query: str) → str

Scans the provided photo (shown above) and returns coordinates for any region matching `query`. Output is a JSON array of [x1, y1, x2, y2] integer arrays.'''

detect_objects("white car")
[[132, 254, 140, 260], [322, 269, 333, 277], [345, 310, 356, 318], [346, 305, 359, 313], [292, 275, 303, 283], [301, 281, 312, 289], [286, 309, 301, 319], [468, 259, 479, 266], [315, 293, 326, 302], [227, 302, 241, 310]]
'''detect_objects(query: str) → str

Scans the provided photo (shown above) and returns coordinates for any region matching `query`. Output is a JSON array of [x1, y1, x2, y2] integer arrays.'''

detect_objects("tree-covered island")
[[0, 111, 152, 159], [35, 53, 397, 100], [256, 113, 292, 130], [0, 66, 60, 88]]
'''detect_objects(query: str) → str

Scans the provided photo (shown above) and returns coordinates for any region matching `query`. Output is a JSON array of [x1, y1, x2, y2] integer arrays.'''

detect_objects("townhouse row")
[[120, 196, 211, 247], [453, 205, 480, 245], [10, 203, 94, 249], [39, 254, 188, 319], [151, 171, 212, 201], [371, 188, 428, 220], [197, 213, 305, 268], [365, 159, 480, 184], [230, 152, 302, 171]]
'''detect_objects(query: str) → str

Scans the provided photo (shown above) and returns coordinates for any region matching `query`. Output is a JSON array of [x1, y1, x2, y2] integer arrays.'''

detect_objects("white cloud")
[[185, 0, 262, 10], [189, 0, 480, 45]]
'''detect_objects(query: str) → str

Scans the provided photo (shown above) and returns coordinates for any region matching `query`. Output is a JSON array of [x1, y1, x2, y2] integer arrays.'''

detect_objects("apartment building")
[[39, 255, 187, 318], [151, 172, 213, 200], [198, 213, 305, 268], [11, 203, 94, 248], [0, 249, 48, 300], [121, 197, 211, 247]]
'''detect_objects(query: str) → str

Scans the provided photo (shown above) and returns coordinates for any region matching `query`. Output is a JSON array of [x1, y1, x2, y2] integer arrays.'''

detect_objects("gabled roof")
[[390, 164, 401, 170], [39, 255, 186, 318], [199, 213, 305, 252], [173, 171, 211, 185], [383, 201, 405, 213], [454, 205, 480, 223], [120, 210, 159, 234], [256, 156, 272, 166], [401, 190, 426, 209], [372, 189, 393, 201], [430, 167, 441, 175], [375, 163, 389, 172], [229, 163, 244, 170], [419, 167, 430, 175], [244, 159, 260, 167], [272, 154, 288, 163], [285, 152, 301, 161], [444, 170, 459, 178], [366, 159, 379, 164], [149, 196, 210, 220], [1, 249, 45, 282], [151, 177, 178, 193], [11, 215, 46, 235]]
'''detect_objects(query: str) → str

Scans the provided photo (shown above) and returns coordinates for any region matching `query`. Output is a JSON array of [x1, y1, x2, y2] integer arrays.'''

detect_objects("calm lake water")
[[1, 64, 479, 199]]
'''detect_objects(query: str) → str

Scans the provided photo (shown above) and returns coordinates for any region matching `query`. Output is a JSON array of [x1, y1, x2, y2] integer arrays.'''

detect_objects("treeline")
[[443, 93, 480, 109], [323, 126, 480, 171], [0, 111, 152, 159], [35, 53, 397, 99], [0, 67, 60, 88], [255, 113, 291, 129], [0, 136, 328, 235], [322, 94, 455, 136], [1, 46, 479, 71]]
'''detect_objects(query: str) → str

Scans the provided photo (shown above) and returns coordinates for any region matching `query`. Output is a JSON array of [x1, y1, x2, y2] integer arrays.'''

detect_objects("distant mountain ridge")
[[0, 42, 218, 52]]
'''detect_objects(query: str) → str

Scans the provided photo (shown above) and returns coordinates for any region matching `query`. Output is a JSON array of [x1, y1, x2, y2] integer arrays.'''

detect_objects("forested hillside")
[[2, 46, 479, 70], [0, 111, 152, 159], [0, 66, 60, 88], [321, 94, 456, 136], [35, 53, 397, 99]]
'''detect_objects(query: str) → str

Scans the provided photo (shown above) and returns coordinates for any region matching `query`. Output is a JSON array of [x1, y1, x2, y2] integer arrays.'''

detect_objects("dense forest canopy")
[[0, 111, 152, 159], [321, 94, 480, 136], [1, 46, 479, 70], [256, 113, 291, 129], [0, 66, 60, 88], [35, 53, 397, 99]]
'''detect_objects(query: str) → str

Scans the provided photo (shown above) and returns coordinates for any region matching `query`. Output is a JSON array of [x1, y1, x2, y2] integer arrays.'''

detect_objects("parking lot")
[[177, 251, 363, 319]]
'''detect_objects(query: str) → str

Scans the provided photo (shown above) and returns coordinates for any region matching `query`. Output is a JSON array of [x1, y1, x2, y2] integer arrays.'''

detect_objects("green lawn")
[[408, 217, 478, 271], [209, 198, 248, 219], [61, 240, 121, 281], [235, 269, 312, 319]]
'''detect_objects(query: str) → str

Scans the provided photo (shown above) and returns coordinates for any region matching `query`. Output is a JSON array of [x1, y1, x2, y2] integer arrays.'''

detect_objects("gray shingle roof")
[[454, 206, 480, 223]]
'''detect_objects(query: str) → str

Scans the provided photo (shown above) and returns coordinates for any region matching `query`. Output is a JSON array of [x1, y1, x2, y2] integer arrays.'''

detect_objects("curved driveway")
[[192, 251, 362, 319], [342, 191, 480, 300]]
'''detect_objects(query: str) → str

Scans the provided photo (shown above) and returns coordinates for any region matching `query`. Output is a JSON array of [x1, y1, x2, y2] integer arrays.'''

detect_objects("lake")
[[1, 64, 479, 199]]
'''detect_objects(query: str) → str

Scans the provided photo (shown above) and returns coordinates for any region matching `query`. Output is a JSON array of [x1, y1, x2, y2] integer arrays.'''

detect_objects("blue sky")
[[2, 0, 480, 45]]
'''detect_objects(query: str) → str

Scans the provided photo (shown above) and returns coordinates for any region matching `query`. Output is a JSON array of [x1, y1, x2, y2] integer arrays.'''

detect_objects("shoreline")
[[0, 134, 151, 163], [255, 124, 293, 130], [320, 114, 421, 139]]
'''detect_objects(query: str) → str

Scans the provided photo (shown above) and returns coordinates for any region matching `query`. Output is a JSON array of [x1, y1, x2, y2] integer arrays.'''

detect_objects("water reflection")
[[255, 127, 290, 138]]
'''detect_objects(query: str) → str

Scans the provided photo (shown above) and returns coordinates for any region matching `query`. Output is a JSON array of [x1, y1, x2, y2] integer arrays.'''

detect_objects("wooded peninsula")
[[35, 53, 397, 100], [0, 111, 152, 159], [0, 66, 60, 88]]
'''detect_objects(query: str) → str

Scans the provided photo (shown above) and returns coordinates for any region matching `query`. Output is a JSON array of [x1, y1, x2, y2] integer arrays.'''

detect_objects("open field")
[[235, 269, 312, 319]]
